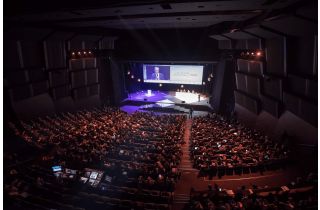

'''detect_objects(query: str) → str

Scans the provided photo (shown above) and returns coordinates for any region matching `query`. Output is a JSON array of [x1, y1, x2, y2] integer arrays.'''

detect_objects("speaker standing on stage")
[[151, 66, 164, 80]]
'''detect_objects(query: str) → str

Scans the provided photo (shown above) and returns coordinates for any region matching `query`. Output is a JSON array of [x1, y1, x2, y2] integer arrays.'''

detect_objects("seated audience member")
[[190, 115, 290, 177]]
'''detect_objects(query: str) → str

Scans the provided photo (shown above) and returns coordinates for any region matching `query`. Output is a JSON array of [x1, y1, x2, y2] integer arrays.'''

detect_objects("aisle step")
[[174, 119, 194, 208], [179, 168, 198, 172]]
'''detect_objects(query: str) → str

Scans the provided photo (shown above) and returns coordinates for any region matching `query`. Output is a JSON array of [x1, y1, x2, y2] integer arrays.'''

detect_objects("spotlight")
[[127, 71, 130, 75], [181, 85, 184, 88], [251, 52, 254, 55], [131, 75, 134, 79], [208, 77, 211, 82], [72, 52, 75, 56], [210, 73, 213, 78], [202, 82, 206, 85], [84, 51, 87, 55], [88, 51, 92, 54], [137, 78, 141, 82], [78, 52, 81, 55], [159, 84, 162, 87], [246, 52, 250, 55], [256, 51, 262, 56]]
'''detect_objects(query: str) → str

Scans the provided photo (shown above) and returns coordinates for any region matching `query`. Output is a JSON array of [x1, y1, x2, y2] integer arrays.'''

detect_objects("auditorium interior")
[[3, 0, 318, 210]]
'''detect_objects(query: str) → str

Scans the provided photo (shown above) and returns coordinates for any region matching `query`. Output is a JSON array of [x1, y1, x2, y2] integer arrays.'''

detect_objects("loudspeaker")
[[182, 101, 185, 103]]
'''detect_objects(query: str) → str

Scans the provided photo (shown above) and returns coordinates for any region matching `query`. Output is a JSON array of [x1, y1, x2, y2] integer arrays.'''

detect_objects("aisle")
[[172, 119, 198, 209], [178, 119, 196, 171]]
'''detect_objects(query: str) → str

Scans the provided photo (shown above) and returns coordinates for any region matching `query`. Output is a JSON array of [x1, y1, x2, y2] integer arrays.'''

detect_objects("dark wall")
[[109, 56, 127, 105], [212, 12, 317, 145], [4, 27, 117, 120], [115, 28, 220, 61]]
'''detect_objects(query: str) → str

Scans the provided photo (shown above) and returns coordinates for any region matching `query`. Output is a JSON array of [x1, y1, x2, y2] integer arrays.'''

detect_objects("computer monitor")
[[52, 166, 62, 172], [90, 171, 99, 179]]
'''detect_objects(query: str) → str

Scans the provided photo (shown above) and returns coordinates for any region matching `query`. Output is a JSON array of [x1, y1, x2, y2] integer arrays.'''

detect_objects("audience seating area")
[[4, 108, 316, 210], [187, 173, 317, 210], [5, 108, 186, 210], [190, 115, 290, 178]]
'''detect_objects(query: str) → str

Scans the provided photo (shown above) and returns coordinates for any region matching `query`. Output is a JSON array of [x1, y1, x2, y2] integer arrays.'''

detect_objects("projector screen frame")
[[143, 64, 204, 85]]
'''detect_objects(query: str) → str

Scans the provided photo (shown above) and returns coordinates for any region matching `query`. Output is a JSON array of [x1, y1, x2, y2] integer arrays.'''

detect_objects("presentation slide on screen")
[[143, 64, 204, 85]]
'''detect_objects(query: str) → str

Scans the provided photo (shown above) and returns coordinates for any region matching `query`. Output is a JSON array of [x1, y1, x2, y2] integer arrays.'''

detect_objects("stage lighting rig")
[[221, 49, 265, 61], [69, 49, 113, 60]]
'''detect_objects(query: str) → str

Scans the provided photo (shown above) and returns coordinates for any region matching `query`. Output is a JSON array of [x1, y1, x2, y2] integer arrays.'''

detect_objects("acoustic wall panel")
[[246, 75, 261, 97], [235, 40, 247, 49], [71, 70, 86, 88], [9, 85, 32, 101], [44, 41, 66, 69], [51, 85, 70, 100], [287, 36, 315, 76], [300, 100, 317, 126], [234, 90, 245, 105], [49, 69, 69, 87], [283, 92, 300, 116], [288, 75, 307, 96], [100, 37, 117, 49], [72, 86, 88, 99], [218, 40, 232, 49], [235, 73, 246, 92], [84, 58, 96, 69], [234, 90, 260, 114], [306, 79, 317, 100], [28, 68, 46, 82], [248, 61, 263, 75], [31, 81, 49, 96], [261, 95, 281, 117], [263, 78, 282, 100], [237, 59, 249, 73], [6, 70, 29, 86], [86, 69, 99, 85], [266, 37, 286, 76], [70, 59, 84, 70], [4, 41, 22, 70], [244, 96, 259, 114], [88, 84, 100, 96], [20, 41, 44, 68]]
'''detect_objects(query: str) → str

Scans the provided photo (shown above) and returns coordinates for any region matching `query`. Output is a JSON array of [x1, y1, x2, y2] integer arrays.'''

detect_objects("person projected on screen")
[[151, 66, 164, 80]]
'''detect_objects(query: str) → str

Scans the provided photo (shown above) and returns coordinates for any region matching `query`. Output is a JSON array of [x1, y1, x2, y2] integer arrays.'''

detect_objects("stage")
[[120, 90, 213, 115]]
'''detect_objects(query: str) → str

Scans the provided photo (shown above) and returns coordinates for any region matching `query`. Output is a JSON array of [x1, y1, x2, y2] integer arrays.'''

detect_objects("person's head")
[[154, 67, 160, 73]]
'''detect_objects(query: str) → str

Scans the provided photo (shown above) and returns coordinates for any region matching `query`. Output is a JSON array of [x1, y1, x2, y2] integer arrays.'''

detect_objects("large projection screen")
[[143, 64, 204, 85]]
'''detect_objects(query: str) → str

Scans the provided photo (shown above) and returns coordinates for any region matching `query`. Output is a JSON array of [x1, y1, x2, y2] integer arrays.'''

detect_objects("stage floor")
[[120, 90, 212, 115]]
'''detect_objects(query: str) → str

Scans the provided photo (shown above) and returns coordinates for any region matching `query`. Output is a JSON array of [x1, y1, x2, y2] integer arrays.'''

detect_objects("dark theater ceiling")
[[5, 0, 313, 31]]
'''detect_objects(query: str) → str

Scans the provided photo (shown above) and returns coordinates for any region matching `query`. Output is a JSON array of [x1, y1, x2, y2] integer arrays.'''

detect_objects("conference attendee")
[[189, 107, 194, 119], [151, 66, 165, 80]]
